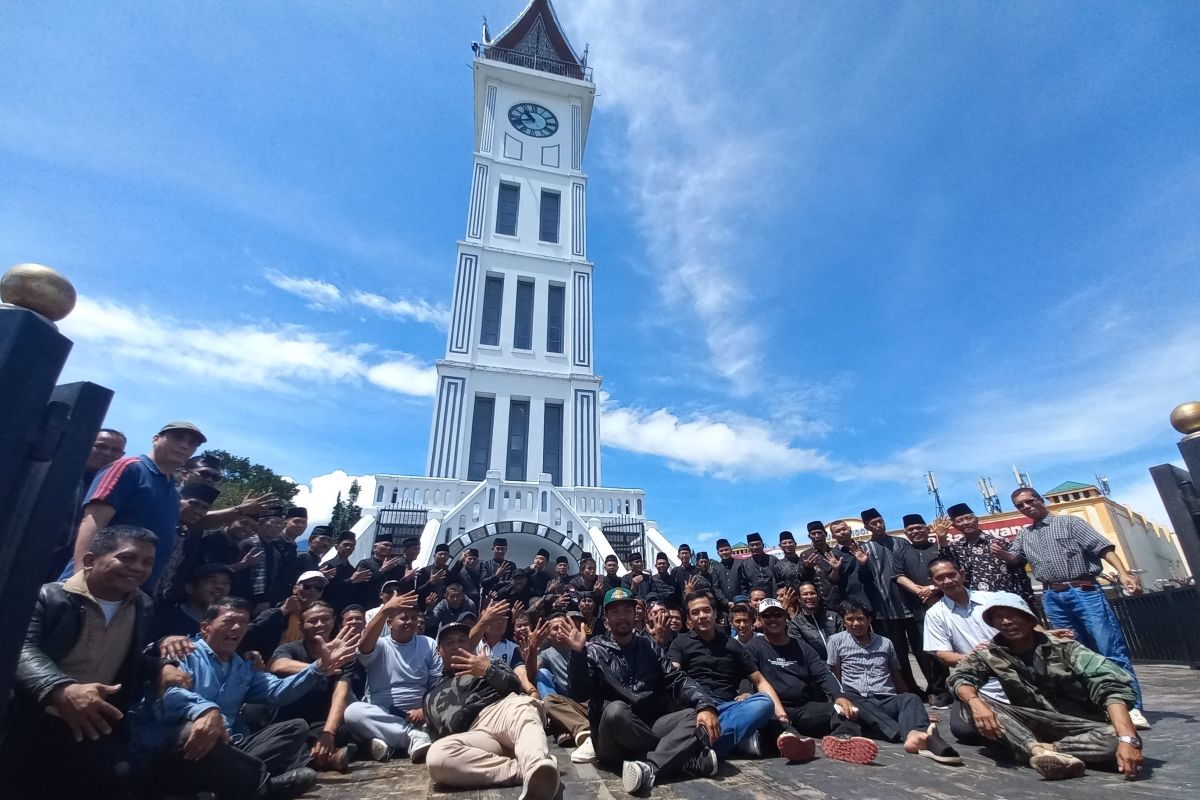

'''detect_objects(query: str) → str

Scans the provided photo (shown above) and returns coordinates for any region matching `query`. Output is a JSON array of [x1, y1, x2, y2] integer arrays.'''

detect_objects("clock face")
[[508, 102, 559, 138]]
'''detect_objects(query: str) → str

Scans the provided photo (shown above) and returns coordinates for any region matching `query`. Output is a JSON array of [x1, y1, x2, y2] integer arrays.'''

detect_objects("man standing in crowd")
[[621, 552, 652, 599], [802, 521, 844, 604], [424, 620, 560, 800], [296, 525, 334, 574], [670, 593, 806, 761], [669, 545, 696, 598], [828, 520, 871, 607], [480, 538, 517, 595], [826, 601, 961, 764], [709, 538, 740, 603], [648, 552, 678, 604], [737, 533, 778, 596], [356, 535, 406, 607], [448, 547, 483, 605], [343, 591, 439, 763], [772, 530, 806, 588], [156, 481, 223, 605], [744, 596, 878, 764], [891, 513, 951, 707], [933, 503, 1034, 602], [151, 596, 358, 799], [567, 587, 720, 794], [858, 508, 925, 699], [527, 547, 552, 596], [1006, 487, 1148, 724], [50, 428, 129, 579], [601, 554, 623, 592], [571, 553, 604, 595], [3, 526, 159, 798], [68, 421, 206, 591], [949, 595, 1144, 780], [321, 531, 362, 613]]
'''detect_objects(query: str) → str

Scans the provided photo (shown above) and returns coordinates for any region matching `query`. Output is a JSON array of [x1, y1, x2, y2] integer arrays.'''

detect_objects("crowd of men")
[[0, 420, 1153, 799]]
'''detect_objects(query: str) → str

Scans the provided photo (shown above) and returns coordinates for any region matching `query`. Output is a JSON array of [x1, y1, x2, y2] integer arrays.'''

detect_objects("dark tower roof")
[[483, 0, 589, 81]]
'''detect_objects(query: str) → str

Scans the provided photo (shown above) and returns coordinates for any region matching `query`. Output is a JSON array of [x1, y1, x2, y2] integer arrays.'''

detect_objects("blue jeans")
[[536, 668, 558, 698], [713, 693, 775, 756], [1042, 586, 1142, 708]]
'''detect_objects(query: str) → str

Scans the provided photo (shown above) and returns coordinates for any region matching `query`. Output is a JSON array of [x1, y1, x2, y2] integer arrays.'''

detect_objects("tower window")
[[496, 183, 520, 236], [543, 402, 563, 486], [539, 190, 560, 243], [546, 283, 564, 353], [506, 399, 530, 482], [480, 275, 503, 346], [467, 396, 495, 481], [513, 278, 535, 350]]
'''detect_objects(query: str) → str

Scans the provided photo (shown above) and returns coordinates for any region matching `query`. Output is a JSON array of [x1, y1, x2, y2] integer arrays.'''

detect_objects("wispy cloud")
[[265, 269, 449, 328], [561, 2, 777, 392], [61, 295, 438, 397]]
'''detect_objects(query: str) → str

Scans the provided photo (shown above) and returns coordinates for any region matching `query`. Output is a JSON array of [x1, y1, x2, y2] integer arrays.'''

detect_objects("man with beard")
[[736, 533, 778, 596], [565, 588, 720, 794], [479, 539, 517, 596], [708, 539, 739, 602], [891, 514, 951, 707], [744, 598, 878, 765], [934, 502, 1034, 602], [858, 508, 924, 699], [448, 547, 483, 606]]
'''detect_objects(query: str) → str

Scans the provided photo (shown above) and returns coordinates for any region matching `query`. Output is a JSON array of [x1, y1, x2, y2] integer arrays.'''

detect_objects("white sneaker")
[[519, 757, 560, 800], [571, 736, 597, 763], [621, 760, 655, 794], [408, 729, 432, 764], [369, 737, 392, 762], [1128, 709, 1151, 729]]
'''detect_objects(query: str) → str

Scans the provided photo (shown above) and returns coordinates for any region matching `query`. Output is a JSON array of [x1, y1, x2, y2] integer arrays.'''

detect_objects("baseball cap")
[[296, 570, 329, 586], [381, 579, 403, 593], [158, 421, 207, 444], [603, 587, 637, 608], [758, 598, 786, 614], [436, 621, 470, 642]]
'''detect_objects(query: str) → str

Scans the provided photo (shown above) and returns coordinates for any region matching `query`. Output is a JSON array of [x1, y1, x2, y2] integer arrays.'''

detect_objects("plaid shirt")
[[1010, 513, 1114, 584]]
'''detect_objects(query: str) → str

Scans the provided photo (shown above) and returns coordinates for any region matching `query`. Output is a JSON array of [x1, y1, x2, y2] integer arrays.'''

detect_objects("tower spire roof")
[[486, 0, 585, 75]]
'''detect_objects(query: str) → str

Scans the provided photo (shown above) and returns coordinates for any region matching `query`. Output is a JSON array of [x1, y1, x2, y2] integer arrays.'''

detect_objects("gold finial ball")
[[1171, 402, 1200, 436], [0, 263, 77, 321]]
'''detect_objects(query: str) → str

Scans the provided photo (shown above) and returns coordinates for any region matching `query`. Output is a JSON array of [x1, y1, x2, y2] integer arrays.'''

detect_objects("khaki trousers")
[[426, 693, 552, 788]]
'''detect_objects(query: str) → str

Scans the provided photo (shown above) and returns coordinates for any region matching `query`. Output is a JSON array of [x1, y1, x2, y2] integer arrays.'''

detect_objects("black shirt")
[[892, 540, 942, 615], [269, 639, 365, 725], [668, 629, 756, 702], [745, 635, 846, 707]]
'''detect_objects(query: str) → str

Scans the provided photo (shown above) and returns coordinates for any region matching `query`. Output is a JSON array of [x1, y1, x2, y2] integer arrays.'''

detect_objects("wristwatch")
[[1117, 734, 1142, 748]]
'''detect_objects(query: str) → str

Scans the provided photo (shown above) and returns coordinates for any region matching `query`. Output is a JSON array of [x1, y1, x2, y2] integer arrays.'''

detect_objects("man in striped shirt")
[[65, 421, 205, 593]]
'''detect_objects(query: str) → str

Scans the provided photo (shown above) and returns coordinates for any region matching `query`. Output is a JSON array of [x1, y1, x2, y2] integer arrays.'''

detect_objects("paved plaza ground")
[[311, 664, 1198, 800]]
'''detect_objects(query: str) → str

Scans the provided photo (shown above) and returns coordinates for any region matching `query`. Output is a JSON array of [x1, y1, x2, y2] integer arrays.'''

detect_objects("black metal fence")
[[478, 44, 592, 81], [1110, 587, 1200, 667], [601, 517, 644, 563], [375, 501, 428, 545]]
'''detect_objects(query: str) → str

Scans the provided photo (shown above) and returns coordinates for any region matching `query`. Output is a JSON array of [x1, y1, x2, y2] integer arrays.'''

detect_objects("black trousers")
[[844, 691, 929, 743], [874, 617, 940, 696], [0, 703, 135, 799], [593, 701, 704, 777], [777, 701, 861, 738], [164, 718, 311, 798], [947, 700, 988, 745]]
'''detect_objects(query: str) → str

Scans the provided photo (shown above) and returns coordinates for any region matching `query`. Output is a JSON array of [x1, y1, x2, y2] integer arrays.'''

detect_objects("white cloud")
[[560, 3, 776, 391], [367, 357, 439, 397], [264, 269, 450, 329], [601, 396, 833, 479], [289, 470, 376, 528], [61, 295, 437, 397]]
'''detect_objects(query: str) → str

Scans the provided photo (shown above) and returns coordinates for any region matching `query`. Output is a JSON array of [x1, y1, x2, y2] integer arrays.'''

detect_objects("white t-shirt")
[[476, 637, 523, 668], [95, 597, 123, 625]]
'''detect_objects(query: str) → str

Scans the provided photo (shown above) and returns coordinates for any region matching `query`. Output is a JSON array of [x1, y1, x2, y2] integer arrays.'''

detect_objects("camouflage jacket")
[[948, 632, 1134, 721], [423, 661, 521, 740]]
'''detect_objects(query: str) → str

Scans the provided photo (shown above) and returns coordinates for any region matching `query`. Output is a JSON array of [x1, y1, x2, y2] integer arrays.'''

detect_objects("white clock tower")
[[362, 0, 679, 571]]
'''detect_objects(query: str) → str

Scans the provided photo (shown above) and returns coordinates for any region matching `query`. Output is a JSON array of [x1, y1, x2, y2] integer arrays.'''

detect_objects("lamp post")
[[1150, 403, 1200, 588]]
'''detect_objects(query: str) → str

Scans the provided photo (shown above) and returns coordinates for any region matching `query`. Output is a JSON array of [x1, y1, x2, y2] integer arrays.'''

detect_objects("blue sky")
[[3, 1, 1197, 543]]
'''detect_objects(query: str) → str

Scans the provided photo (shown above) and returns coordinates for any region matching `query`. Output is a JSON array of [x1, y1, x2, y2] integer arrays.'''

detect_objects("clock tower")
[[363, 0, 679, 572]]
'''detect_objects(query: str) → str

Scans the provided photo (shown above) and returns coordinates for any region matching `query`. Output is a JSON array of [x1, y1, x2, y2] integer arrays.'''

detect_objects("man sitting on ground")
[[787, 581, 842, 660], [424, 620, 559, 800], [670, 592, 804, 761], [3, 526, 161, 798], [526, 614, 596, 763], [149, 596, 358, 799], [948, 595, 1143, 780], [427, 580, 477, 630], [240, 570, 329, 656], [566, 587, 720, 795], [744, 598, 877, 765], [826, 600, 961, 765], [342, 591, 440, 763]]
